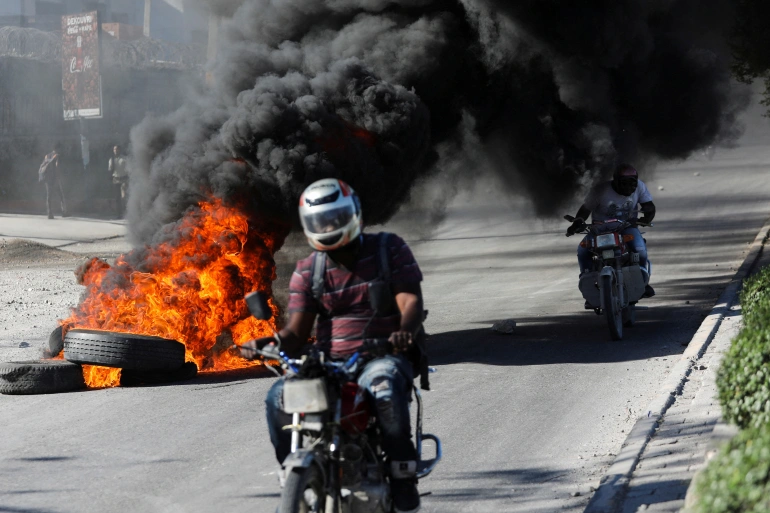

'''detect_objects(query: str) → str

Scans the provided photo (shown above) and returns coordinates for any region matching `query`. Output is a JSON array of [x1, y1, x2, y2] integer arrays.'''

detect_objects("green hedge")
[[690, 425, 770, 513], [693, 264, 770, 512], [717, 266, 770, 430], [717, 328, 770, 430], [739, 265, 770, 329]]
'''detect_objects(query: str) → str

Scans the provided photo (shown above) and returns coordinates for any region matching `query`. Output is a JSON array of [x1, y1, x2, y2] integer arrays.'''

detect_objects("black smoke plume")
[[128, 0, 746, 244]]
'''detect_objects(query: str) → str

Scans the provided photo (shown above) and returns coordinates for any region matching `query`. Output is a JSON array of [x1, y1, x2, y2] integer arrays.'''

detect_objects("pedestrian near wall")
[[38, 143, 69, 219], [108, 145, 128, 219]]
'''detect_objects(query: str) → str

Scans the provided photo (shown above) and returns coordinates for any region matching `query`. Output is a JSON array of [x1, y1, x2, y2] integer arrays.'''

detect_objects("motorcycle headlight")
[[283, 378, 329, 414], [595, 234, 617, 249]]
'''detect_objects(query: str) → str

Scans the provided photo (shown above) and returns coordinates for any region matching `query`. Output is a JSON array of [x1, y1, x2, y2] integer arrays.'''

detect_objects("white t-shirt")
[[583, 180, 653, 223]]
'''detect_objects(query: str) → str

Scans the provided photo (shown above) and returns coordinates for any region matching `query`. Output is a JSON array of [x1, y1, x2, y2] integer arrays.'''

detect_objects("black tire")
[[48, 325, 64, 357], [0, 360, 85, 395], [64, 329, 185, 372], [280, 465, 327, 513], [601, 274, 623, 341], [120, 362, 198, 387], [623, 303, 636, 328]]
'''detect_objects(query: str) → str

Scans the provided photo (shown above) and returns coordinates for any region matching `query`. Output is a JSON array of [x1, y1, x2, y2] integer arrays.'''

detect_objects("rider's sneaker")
[[584, 300, 593, 310], [391, 479, 421, 513], [643, 284, 655, 298]]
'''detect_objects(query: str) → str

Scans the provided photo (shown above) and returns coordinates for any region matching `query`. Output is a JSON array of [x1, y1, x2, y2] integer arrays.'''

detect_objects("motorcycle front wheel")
[[601, 274, 623, 341], [280, 465, 327, 513]]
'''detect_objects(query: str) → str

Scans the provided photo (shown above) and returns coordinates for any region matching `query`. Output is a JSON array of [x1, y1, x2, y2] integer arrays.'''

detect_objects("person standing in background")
[[108, 145, 128, 219], [38, 143, 69, 219]]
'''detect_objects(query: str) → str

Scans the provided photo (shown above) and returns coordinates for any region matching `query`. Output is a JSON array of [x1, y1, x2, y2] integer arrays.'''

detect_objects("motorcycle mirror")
[[564, 215, 575, 222], [368, 280, 393, 315], [245, 291, 272, 320]]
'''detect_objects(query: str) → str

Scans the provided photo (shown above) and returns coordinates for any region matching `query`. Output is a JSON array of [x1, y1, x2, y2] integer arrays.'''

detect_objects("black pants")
[[113, 179, 127, 217], [44, 178, 67, 217]]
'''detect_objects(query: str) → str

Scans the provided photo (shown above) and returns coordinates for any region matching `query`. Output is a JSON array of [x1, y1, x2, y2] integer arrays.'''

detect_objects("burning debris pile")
[[42, 0, 748, 390], [59, 200, 286, 387]]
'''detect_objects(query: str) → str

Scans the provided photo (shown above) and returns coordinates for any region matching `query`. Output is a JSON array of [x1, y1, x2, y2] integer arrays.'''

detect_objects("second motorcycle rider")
[[240, 178, 425, 513]]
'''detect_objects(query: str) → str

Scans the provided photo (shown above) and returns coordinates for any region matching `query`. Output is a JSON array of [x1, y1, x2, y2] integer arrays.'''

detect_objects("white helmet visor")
[[301, 204, 355, 235]]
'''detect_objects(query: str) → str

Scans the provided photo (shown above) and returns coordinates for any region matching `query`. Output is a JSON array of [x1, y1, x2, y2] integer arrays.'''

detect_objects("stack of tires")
[[0, 328, 192, 395]]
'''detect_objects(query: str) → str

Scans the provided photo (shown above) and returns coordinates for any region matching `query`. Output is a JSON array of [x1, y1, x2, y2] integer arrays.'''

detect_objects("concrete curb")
[[583, 217, 770, 513]]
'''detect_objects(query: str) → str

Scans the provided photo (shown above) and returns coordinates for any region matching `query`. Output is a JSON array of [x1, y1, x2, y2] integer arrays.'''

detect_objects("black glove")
[[637, 216, 652, 226], [238, 336, 278, 360], [566, 218, 586, 236]]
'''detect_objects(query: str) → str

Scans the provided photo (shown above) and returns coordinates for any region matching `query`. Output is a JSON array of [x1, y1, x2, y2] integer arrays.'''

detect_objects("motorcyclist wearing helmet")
[[566, 164, 656, 298], [240, 178, 425, 513]]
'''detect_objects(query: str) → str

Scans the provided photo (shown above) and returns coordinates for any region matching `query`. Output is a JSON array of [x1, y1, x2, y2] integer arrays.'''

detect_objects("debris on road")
[[491, 319, 516, 334]]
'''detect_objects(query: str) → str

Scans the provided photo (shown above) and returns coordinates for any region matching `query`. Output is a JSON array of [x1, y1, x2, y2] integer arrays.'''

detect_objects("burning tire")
[[48, 325, 64, 357], [64, 329, 185, 372], [120, 361, 199, 386], [0, 360, 85, 395]]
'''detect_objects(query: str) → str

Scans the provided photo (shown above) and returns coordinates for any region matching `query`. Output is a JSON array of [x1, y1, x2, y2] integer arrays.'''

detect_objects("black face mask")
[[327, 236, 362, 268], [614, 177, 638, 196]]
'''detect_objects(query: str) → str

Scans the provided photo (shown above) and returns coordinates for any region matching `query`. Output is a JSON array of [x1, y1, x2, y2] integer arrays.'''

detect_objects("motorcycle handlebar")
[[361, 338, 394, 355], [564, 218, 652, 237], [255, 337, 394, 374]]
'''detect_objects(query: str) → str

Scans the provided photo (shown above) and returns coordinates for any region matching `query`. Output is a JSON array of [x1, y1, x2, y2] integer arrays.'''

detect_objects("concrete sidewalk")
[[613, 241, 770, 513], [618, 306, 740, 512], [0, 212, 129, 253]]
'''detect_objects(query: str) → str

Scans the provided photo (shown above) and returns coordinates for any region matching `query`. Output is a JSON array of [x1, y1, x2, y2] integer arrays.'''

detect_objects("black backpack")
[[309, 232, 430, 390]]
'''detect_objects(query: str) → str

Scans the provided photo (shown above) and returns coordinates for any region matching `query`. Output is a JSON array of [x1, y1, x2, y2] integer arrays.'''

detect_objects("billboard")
[[61, 11, 102, 120]]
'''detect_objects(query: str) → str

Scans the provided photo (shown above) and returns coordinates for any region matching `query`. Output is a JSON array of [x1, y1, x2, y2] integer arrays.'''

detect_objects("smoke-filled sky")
[[127, 0, 747, 245]]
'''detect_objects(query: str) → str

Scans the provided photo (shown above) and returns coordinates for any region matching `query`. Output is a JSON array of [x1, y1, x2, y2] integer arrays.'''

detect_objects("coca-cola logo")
[[69, 55, 94, 73]]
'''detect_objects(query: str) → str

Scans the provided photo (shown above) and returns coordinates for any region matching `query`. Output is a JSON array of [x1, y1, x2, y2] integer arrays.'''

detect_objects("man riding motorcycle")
[[240, 178, 425, 513], [566, 164, 656, 298]]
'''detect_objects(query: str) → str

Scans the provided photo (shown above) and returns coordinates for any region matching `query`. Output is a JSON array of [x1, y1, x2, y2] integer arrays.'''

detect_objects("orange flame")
[[63, 199, 288, 388], [82, 366, 122, 388]]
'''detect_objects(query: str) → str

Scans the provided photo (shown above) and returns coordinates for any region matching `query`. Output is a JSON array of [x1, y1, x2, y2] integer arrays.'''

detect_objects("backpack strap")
[[310, 250, 327, 305]]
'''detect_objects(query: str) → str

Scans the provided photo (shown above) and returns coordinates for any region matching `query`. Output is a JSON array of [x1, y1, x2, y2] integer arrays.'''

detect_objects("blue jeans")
[[265, 354, 417, 464], [577, 227, 651, 281]]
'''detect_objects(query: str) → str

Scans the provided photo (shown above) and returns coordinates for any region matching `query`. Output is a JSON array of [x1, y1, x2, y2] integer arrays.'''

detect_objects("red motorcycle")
[[245, 290, 441, 513]]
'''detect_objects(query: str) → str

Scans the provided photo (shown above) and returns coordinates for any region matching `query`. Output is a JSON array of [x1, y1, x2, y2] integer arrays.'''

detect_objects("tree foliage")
[[730, 0, 770, 112]]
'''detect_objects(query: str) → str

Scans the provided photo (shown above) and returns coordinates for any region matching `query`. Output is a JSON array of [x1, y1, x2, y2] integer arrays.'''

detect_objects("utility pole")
[[143, 0, 152, 37]]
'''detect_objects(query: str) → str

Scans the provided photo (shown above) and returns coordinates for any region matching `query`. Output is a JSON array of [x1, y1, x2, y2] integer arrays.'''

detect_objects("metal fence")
[[0, 25, 205, 69]]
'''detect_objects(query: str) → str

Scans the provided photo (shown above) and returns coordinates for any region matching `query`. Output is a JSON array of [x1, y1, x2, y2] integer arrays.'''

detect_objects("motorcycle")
[[564, 215, 653, 341], [244, 286, 441, 513]]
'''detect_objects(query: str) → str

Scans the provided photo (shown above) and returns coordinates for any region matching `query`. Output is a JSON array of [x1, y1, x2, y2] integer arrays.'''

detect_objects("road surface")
[[1, 107, 770, 512]]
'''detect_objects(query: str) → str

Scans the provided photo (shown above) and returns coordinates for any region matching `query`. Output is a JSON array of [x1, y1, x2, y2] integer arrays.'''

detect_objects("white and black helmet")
[[299, 178, 362, 251]]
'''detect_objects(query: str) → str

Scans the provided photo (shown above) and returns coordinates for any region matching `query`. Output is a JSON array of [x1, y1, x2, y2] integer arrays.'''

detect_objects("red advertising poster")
[[61, 11, 102, 120]]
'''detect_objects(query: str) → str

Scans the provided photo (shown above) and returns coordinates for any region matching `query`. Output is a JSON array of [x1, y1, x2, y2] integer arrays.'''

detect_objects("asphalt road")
[[2, 109, 770, 512]]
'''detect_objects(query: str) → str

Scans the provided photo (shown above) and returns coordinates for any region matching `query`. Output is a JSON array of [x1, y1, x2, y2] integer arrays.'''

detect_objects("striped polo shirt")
[[288, 232, 423, 358]]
